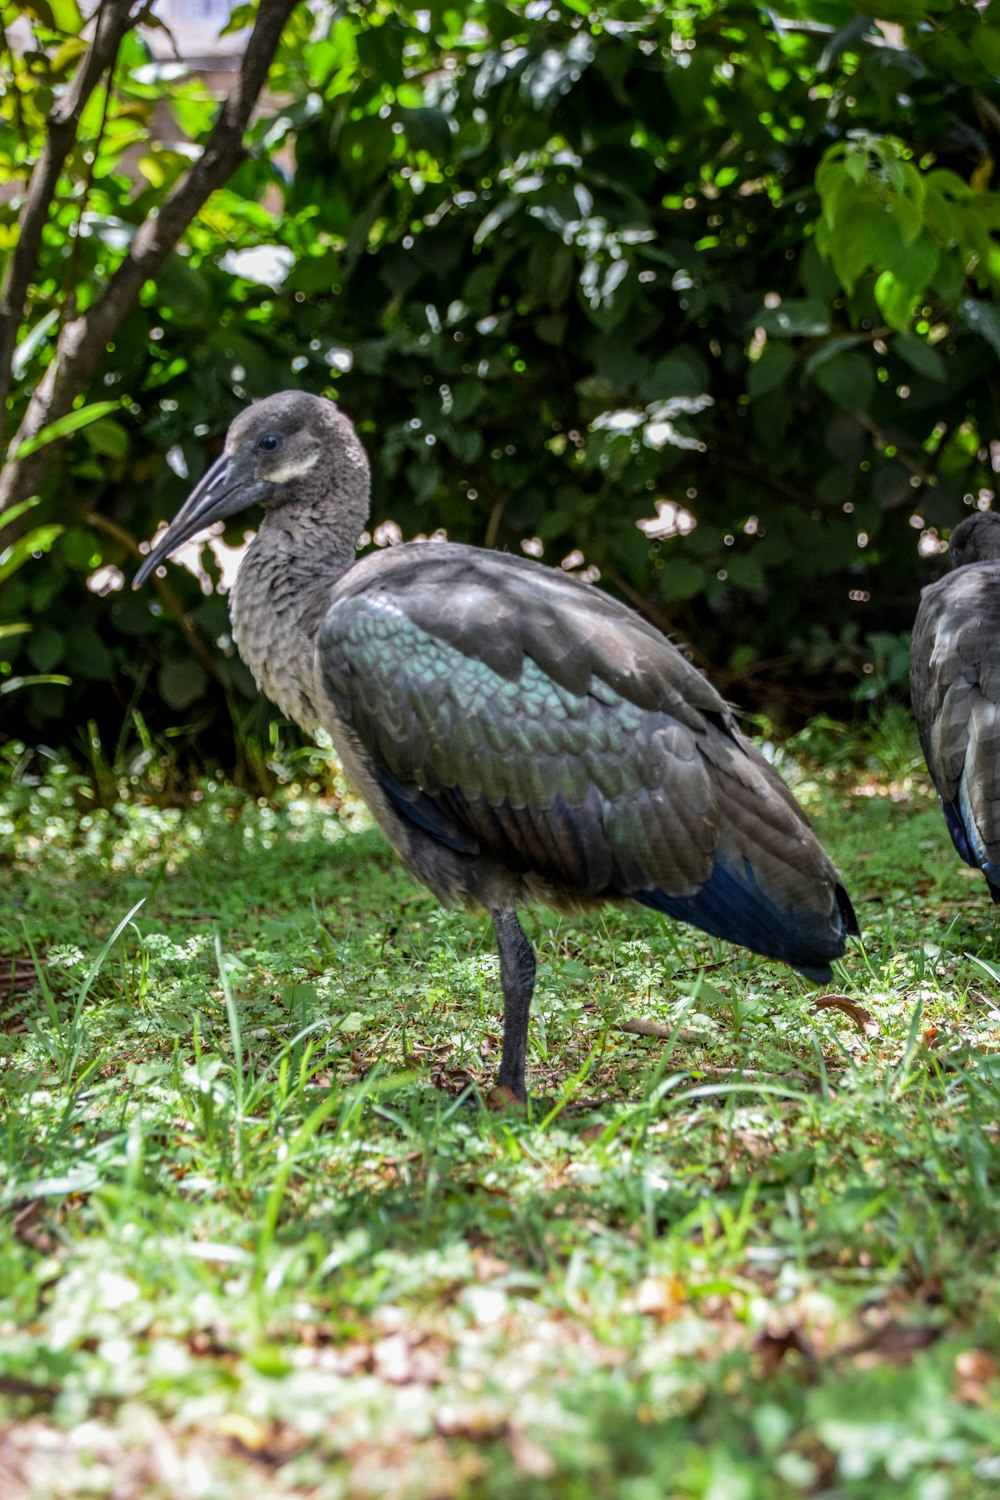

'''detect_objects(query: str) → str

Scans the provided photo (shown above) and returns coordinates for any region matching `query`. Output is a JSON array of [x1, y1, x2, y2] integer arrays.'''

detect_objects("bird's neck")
[[229, 496, 365, 735]]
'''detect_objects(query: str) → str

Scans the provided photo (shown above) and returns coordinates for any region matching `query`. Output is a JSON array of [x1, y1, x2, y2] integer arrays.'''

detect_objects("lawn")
[[2, 713, 999, 1499]]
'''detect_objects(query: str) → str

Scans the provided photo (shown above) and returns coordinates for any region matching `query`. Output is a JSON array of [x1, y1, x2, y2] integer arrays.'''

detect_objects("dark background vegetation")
[[2, 0, 1000, 773]]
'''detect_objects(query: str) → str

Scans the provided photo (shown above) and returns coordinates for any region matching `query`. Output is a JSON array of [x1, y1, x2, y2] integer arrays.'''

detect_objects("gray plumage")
[[135, 391, 856, 1098], [910, 511, 1000, 900]]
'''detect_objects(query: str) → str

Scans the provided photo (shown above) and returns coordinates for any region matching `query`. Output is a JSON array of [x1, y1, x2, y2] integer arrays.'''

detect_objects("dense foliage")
[[2, 0, 1000, 762]]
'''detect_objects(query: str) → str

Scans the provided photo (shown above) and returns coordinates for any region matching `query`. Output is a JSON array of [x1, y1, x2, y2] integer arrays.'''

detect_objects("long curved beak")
[[133, 450, 273, 588]]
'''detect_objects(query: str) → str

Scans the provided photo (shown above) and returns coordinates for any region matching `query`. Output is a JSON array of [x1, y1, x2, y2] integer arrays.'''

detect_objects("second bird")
[[911, 510, 1000, 902], [135, 391, 857, 1098]]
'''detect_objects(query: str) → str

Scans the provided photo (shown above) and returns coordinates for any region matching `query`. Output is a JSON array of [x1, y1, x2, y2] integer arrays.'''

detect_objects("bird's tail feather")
[[636, 854, 850, 982]]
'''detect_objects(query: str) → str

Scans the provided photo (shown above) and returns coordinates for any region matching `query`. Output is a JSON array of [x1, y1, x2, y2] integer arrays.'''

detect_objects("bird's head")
[[947, 511, 1000, 570], [133, 391, 358, 587]]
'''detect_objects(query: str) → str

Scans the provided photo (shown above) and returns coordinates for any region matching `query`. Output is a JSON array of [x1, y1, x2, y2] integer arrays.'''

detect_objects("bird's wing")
[[318, 545, 851, 967], [911, 565, 1000, 876]]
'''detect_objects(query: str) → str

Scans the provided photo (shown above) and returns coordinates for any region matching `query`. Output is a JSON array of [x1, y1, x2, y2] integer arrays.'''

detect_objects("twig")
[[720, 452, 809, 507], [616, 1018, 815, 1087], [973, 90, 1000, 141], [686, 1063, 812, 1087], [617, 1016, 704, 1045], [483, 489, 511, 550], [854, 411, 935, 490]]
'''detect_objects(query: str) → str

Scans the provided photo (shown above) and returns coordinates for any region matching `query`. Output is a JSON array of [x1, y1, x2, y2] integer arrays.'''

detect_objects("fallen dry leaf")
[[11, 1198, 59, 1255], [955, 1348, 997, 1406], [753, 1325, 818, 1378], [215, 1413, 269, 1451], [471, 1248, 510, 1281], [811, 995, 879, 1036], [625, 1275, 686, 1322]]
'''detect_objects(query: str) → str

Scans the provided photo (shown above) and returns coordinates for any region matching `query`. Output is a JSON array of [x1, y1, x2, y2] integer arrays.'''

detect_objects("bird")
[[135, 391, 857, 1099], [910, 510, 1000, 902]]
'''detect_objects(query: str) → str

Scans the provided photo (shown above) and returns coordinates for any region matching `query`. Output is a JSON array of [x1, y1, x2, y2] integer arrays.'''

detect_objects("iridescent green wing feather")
[[318, 546, 838, 916]]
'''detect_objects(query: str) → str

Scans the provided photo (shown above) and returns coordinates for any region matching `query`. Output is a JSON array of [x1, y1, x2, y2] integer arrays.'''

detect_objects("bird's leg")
[[491, 909, 536, 1099]]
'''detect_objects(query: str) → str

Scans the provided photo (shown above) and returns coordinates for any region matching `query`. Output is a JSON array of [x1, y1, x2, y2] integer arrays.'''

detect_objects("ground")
[[2, 713, 999, 1498]]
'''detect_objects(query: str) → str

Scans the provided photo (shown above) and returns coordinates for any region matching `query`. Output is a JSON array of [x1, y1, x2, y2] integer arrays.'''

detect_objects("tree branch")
[[0, 0, 135, 436], [0, 0, 300, 515]]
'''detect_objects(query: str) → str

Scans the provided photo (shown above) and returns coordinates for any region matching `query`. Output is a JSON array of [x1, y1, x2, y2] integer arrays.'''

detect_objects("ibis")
[[135, 391, 857, 1097]]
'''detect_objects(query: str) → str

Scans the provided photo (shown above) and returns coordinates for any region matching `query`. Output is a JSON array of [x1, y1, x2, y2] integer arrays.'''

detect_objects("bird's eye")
[[258, 433, 282, 452]]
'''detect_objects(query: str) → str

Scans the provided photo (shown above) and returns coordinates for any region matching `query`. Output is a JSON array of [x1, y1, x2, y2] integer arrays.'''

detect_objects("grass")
[[2, 715, 1000, 1498]]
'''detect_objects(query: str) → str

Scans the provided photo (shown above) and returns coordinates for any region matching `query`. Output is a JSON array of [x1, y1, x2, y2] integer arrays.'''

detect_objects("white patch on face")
[[267, 448, 321, 484]]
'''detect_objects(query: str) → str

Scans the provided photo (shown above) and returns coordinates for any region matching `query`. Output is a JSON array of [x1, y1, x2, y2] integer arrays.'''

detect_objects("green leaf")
[[0, 673, 71, 695], [892, 192, 923, 247], [659, 557, 709, 602], [747, 343, 795, 399], [844, 146, 869, 186], [154, 256, 215, 326], [65, 629, 113, 679], [26, 628, 64, 674], [642, 347, 710, 400], [893, 231, 939, 293], [0, 496, 42, 534], [928, 248, 964, 303], [158, 660, 209, 710], [725, 553, 765, 590], [356, 21, 406, 89], [810, 351, 874, 411], [822, 202, 900, 295], [0, 524, 65, 585], [804, 335, 870, 377], [49, 34, 88, 74], [48, 0, 83, 29], [12, 309, 60, 381], [60, 527, 101, 571], [10, 402, 122, 462], [442, 425, 482, 464], [972, 23, 1000, 75], [894, 335, 946, 382], [959, 297, 1000, 355], [817, 158, 858, 227], [82, 419, 129, 461], [399, 106, 452, 158], [875, 271, 917, 332], [756, 299, 831, 338]]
